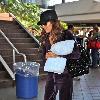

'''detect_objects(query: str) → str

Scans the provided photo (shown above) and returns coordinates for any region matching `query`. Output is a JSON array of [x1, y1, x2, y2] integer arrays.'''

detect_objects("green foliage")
[[60, 21, 68, 30], [0, 1, 68, 38], [0, 0, 41, 36]]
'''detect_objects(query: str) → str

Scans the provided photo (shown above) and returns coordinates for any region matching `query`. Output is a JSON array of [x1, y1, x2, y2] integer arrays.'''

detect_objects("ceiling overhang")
[[58, 12, 100, 23]]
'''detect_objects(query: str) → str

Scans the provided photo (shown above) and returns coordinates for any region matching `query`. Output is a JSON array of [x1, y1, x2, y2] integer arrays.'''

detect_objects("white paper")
[[44, 57, 67, 74], [50, 40, 75, 55]]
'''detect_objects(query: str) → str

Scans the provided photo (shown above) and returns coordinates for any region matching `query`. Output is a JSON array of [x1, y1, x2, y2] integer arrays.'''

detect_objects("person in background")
[[83, 28, 91, 49], [64, 24, 74, 40], [87, 30, 93, 56], [37, 10, 73, 100], [90, 26, 99, 68], [79, 28, 87, 45], [86, 28, 91, 37]]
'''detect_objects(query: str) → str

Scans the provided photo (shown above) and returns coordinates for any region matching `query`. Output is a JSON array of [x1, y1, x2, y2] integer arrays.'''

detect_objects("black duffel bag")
[[67, 43, 90, 78]]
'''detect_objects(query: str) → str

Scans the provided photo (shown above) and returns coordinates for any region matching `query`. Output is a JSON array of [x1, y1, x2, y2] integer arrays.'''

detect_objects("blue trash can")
[[14, 62, 40, 99]]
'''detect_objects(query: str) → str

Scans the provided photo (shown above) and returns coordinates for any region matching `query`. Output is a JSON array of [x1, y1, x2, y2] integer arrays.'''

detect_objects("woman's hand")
[[45, 51, 58, 59]]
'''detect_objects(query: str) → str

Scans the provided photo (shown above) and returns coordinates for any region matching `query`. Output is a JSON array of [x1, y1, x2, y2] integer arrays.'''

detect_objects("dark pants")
[[91, 48, 99, 67], [44, 72, 73, 100]]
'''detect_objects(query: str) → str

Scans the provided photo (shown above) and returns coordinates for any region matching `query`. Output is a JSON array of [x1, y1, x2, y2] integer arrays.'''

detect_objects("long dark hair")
[[40, 20, 64, 44]]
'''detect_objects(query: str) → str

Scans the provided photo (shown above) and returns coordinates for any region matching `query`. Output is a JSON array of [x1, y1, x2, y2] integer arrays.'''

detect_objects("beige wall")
[[55, 0, 100, 23]]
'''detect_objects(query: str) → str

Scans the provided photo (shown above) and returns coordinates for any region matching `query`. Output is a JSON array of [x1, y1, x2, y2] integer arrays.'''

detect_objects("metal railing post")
[[0, 29, 27, 80], [0, 29, 27, 62], [13, 49, 16, 64]]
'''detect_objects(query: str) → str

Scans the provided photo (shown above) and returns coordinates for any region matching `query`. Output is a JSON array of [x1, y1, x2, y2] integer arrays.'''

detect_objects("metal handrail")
[[0, 55, 15, 80], [0, 29, 27, 63]]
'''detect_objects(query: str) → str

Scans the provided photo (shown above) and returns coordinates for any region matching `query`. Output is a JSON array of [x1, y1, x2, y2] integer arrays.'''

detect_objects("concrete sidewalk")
[[0, 68, 100, 100]]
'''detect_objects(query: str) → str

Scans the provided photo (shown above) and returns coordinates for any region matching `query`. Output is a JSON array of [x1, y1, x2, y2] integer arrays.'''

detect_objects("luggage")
[[67, 44, 90, 78], [87, 40, 100, 49]]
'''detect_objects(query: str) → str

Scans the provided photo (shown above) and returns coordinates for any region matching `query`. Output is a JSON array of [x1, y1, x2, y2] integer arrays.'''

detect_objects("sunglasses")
[[42, 22, 47, 26]]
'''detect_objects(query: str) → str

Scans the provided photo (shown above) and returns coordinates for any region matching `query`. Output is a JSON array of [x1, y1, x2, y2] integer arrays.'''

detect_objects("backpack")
[[66, 40, 90, 78]]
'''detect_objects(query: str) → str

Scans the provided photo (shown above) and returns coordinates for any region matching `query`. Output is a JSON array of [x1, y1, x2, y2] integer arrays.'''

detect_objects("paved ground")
[[0, 67, 100, 100]]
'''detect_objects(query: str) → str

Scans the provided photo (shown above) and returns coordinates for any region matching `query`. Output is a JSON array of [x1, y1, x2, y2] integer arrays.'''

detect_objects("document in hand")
[[50, 40, 75, 55], [44, 57, 67, 74]]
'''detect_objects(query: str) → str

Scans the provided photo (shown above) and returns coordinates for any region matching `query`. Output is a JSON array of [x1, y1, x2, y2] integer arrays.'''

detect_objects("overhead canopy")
[[58, 12, 100, 23], [55, 0, 100, 25]]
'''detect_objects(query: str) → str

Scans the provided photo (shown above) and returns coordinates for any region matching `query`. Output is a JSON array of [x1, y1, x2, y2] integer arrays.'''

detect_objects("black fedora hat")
[[37, 10, 58, 25]]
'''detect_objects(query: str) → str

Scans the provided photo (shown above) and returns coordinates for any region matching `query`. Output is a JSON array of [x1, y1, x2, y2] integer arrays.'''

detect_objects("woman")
[[37, 10, 73, 100]]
